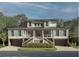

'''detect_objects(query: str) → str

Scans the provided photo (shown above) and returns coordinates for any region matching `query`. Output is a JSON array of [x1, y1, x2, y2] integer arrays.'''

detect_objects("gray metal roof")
[[7, 27, 69, 30], [27, 19, 57, 22]]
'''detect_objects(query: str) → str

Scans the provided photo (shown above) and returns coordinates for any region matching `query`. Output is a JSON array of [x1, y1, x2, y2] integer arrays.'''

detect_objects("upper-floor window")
[[46, 21, 48, 26], [34, 24, 37, 27], [34, 23, 42, 27], [29, 22, 31, 26]]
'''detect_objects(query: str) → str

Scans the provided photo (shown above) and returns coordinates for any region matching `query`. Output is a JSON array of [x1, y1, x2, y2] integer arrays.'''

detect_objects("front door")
[[35, 30, 42, 37]]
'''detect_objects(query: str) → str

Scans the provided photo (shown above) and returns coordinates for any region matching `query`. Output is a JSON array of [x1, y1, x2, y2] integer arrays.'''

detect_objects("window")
[[46, 21, 48, 26], [11, 30, 14, 36], [56, 30, 59, 36], [53, 30, 56, 36], [8, 30, 11, 36], [35, 24, 36, 27], [29, 22, 31, 26], [19, 30, 21, 36], [63, 30, 66, 36], [59, 30, 63, 36]]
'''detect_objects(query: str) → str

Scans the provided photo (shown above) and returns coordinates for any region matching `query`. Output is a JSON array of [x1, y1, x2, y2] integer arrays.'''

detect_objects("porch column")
[[42, 30, 44, 43], [51, 30, 53, 38], [52, 30, 55, 46], [8, 39, 11, 46], [44, 21, 46, 27], [22, 38, 25, 46], [66, 29, 69, 37], [66, 29, 69, 44], [53, 38, 55, 46], [27, 22, 29, 27], [27, 30, 29, 38], [33, 30, 35, 43]]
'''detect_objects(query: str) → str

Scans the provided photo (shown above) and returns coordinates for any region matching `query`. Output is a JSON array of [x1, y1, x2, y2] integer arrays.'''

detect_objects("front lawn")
[[69, 43, 79, 49], [0, 44, 3, 48], [73, 46, 79, 49], [18, 48, 57, 52]]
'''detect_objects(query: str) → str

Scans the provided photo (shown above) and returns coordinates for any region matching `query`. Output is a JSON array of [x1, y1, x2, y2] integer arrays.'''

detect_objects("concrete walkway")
[[0, 46, 20, 51], [56, 46, 79, 51]]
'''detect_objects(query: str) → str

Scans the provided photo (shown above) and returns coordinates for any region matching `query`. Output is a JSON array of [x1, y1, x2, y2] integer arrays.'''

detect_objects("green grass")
[[0, 44, 3, 48], [18, 48, 56, 52], [73, 46, 79, 49], [69, 43, 79, 49]]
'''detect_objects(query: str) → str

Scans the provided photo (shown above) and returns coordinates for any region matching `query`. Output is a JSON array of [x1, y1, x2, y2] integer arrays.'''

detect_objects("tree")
[[14, 14, 28, 27], [15, 14, 28, 22], [64, 17, 79, 45], [57, 19, 64, 27], [0, 12, 4, 16], [0, 33, 7, 46]]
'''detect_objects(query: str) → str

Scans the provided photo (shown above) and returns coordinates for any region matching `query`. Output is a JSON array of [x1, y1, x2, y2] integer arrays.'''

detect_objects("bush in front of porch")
[[18, 43, 56, 51], [22, 43, 54, 48]]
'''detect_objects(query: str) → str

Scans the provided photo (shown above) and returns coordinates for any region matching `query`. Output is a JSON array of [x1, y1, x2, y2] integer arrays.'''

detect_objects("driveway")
[[56, 46, 79, 51], [0, 46, 20, 51]]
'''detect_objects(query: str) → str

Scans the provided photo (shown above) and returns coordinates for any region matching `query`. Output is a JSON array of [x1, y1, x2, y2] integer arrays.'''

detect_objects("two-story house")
[[7, 19, 69, 46]]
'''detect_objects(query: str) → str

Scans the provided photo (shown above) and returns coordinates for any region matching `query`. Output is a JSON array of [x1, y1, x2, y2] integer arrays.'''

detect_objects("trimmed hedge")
[[22, 43, 54, 48]]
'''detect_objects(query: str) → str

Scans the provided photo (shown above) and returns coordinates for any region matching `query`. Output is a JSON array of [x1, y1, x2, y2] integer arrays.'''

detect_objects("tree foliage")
[[0, 13, 28, 32], [0, 33, 7, 46], [0, 12, 28, 45]]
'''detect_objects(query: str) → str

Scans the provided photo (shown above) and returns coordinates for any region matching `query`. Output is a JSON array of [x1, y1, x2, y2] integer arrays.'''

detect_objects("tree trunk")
[[2, 41, 5, 46]]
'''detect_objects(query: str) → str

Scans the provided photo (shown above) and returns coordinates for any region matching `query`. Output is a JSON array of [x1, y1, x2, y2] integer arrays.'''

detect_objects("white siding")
[[48, 21, 57, 27]]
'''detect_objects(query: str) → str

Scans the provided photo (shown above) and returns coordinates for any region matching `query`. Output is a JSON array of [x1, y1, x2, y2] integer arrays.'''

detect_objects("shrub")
[[22, 43, 54, 48]]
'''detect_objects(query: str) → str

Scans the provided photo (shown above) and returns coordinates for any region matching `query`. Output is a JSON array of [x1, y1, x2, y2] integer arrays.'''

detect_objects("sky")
[[0, 2, 78, 20]]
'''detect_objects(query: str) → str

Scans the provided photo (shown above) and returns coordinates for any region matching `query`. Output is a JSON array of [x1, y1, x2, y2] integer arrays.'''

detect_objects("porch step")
[[44, 38, 53, 44], [34, 37, 42, 43], [34, 37, 42, 40], [22, 37, 33, 46]]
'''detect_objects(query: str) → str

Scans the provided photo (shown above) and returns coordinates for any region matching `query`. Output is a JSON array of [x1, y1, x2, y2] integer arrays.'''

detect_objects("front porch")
[[8, 29, 68, 46]]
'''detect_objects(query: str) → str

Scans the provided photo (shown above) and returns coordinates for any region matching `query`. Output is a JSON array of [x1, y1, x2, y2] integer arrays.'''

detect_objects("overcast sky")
[[0, 2, 78, 20]]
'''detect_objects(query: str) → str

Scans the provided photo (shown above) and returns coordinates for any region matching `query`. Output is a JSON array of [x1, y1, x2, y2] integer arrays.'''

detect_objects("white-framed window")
[[59, 30, 63, 36], [14, 30, 19, 36], [53, 30, 56, 36]]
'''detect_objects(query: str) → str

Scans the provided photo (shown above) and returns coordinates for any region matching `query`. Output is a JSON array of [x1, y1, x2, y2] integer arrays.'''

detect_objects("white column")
[[26, 30, 28, 37], [42, 30, 44, 43], [53, 38, 55, 46], [8, 39, 11, 46], [33, 30, 35, 43], [53, 30, 55, 46], [22, 38, 25, 46], [27, 22, 29, 27], [44, 21, 46, 27], [51, 30, 53, 38], [66, 29, 69, 37], [66, 29, 69, 44]]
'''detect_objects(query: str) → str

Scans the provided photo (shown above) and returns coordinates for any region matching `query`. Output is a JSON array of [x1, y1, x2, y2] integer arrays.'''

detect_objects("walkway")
[[56, 46, 79, 51], [0, 46, 20, 51]]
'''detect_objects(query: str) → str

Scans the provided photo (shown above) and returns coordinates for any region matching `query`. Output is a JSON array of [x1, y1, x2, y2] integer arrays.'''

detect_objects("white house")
[[8, 19, 69, 46]]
